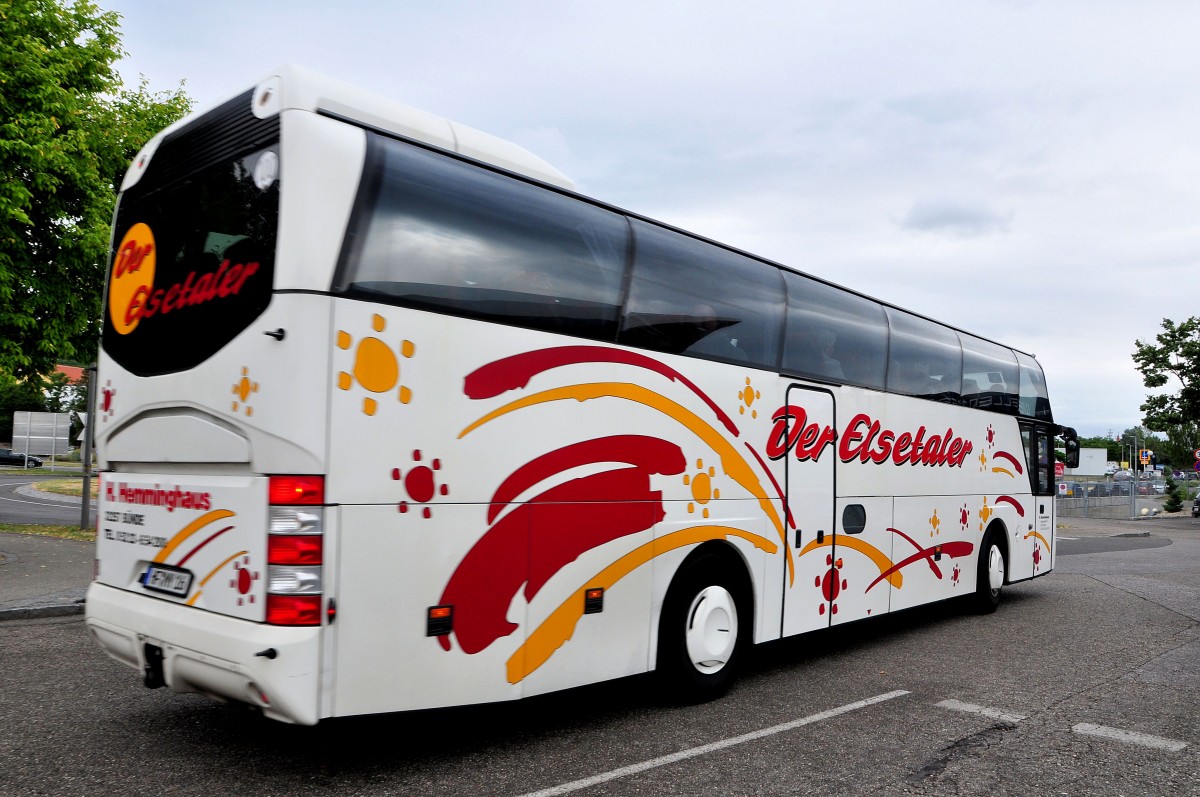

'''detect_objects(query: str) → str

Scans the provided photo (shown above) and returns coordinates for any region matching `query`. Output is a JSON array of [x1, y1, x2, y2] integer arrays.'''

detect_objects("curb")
[[14, 484, 98, 507], [0, 600, 85, 621], [0, 587, 88, 622]]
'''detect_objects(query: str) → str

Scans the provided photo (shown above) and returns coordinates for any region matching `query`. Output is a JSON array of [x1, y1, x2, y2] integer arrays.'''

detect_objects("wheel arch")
[[652, 540, 755, 661], [983, 519, 1009, 584]]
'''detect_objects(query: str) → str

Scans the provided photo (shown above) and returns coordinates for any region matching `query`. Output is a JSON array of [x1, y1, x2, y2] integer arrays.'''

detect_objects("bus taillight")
[[268, 474, 324, 505], [266, 475, 326, 626], [265, 595, 322, 626]]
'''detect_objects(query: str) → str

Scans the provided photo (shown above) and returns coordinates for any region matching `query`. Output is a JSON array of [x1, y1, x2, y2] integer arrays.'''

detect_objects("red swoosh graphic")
[[440, 439, 685, 654], [744, 442, 795, 529], [176, 526, 234, 567], [888, 527, 942, 578], [866, 541, 975, 592], [488, 435, 684, 524], [463, 346, 739, 436], [992, 451, 1024, 475], [994, 495, 1025, 516]]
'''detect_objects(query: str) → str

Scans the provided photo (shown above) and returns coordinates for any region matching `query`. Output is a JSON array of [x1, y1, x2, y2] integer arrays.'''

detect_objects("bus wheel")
[[656, 554, 744, 702], [973, 529, 1005, 614]]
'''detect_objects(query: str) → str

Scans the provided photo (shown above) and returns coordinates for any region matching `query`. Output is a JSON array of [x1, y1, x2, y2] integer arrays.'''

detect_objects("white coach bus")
[[85, 65, 1079, 724]]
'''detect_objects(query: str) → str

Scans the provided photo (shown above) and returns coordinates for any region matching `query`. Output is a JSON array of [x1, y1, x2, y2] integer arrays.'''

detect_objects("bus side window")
[[618, 220, 784, 369], [885, 309, 962, 403], [782, 271, 888, 389], [1021, 424, 1054, 496], [960, 334, 1019, 414], [338, 135, 629, 343]]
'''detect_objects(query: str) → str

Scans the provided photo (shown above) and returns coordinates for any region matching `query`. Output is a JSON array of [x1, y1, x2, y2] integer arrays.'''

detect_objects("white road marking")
[[515, 690, 911, 797], [935, 699, 1027, 724], [1072, 723, 1187, 752]]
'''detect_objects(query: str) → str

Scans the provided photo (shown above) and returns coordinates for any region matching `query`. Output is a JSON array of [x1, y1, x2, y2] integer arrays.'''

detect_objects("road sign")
[[1055, 462, 1065, 477], [1193, 448, 1200, 461]]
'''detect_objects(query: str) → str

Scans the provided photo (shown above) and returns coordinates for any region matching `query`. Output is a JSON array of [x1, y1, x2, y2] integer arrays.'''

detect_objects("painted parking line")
[[515, 690, 912, 797], [1072, 723, 1188, 752], [935, 699, 1026, 724]]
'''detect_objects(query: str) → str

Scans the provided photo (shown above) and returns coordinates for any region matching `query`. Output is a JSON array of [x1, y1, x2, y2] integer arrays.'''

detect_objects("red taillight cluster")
[[265, 475, 325, 627]]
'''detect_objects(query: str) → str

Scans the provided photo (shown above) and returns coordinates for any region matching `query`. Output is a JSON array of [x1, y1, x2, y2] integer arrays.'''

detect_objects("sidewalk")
[[0, 531, 92, 619], [0, 485, 96, 620]]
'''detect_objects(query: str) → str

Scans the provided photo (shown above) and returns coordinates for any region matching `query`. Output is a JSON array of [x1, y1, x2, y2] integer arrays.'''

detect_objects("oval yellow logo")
[[109, 223, 156, 335]]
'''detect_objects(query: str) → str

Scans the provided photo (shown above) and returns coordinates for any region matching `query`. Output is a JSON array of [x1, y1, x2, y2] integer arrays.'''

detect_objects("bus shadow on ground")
[[133, 589, 1049, 786]]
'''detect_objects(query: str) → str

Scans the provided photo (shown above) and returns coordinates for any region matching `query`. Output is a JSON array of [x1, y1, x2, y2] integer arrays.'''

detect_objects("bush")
[[1163, 474, 1184, 513]]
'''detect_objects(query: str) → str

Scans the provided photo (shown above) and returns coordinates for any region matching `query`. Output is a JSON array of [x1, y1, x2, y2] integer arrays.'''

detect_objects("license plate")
[[143, 564, 194, 598]]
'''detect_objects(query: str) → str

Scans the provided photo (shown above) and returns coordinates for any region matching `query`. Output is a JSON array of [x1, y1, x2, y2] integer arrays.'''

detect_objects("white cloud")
[[101, 0, 1200, 438]]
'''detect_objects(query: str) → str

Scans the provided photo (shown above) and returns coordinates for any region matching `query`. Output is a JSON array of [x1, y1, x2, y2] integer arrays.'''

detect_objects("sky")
[[99, 0, 1200, 440]]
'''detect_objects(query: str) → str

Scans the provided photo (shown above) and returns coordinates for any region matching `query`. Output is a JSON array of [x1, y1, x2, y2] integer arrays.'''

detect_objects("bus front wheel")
[[973, 529, 1005, 614], [656, 553, 745, 702]]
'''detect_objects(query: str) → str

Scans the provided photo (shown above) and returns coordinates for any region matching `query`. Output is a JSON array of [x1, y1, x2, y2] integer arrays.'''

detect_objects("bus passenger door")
[[1016, 422, 1055, 580], [780, 384, 837, 637]]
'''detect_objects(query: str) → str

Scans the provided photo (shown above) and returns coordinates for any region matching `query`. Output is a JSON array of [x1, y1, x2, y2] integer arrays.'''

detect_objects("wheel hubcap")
[[988, 545, 1005, 593], [685, 586, 738, 675]]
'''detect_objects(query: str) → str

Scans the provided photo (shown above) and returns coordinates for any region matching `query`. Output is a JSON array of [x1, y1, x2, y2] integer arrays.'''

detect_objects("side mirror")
[[1061, 426, 1080, 469]]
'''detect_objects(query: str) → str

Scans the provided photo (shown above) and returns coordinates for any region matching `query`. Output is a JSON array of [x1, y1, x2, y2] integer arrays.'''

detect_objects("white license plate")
[[143, 564, 194, 598]]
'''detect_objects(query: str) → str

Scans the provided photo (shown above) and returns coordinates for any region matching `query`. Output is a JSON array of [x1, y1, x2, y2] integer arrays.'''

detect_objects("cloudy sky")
[[101, 0, 1200, 439]]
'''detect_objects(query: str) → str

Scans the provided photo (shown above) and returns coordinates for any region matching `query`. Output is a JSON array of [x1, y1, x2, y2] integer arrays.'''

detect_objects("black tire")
[[656, 553, 746, 703], [973, 528, 1005, 614]]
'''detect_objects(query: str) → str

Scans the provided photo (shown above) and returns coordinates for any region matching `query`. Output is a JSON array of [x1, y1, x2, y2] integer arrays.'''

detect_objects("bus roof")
[[122, 64, 574, 193]]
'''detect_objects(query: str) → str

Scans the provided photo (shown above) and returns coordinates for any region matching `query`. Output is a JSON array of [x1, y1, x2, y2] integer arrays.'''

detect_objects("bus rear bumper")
[[85, 582, 322, 725]]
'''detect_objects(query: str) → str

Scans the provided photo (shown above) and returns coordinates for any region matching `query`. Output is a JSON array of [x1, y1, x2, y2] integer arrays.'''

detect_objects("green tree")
[[0, 0, 191, 379], [1134, 317, 1200, 431], [1079, 435, 1121, 463]]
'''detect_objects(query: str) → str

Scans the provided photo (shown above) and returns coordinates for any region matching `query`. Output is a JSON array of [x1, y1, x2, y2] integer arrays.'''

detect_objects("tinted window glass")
[[886, 309, 962, 402], [338, 136, 628, 342], [1017, 352, 1053, 421], [960, 334, 1019, 414], [102, 144, 278, 377], [619, 221, 784, 368], [783, 272, 888, 388]]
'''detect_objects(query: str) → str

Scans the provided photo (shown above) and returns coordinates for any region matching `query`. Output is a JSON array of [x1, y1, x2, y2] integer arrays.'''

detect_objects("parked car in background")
[[1193, 496, 1200, 518], [0, 449, 42, 468]]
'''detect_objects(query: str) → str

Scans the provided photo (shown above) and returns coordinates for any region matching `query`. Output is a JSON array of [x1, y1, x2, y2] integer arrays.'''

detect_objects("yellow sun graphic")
[[231, 367, 258, 417], [336, 314, 415, 416], [977, 497, 993, 531], [738, 377, 761, 419], [928, 508, 941, 538], [683, 458, 721, 518]]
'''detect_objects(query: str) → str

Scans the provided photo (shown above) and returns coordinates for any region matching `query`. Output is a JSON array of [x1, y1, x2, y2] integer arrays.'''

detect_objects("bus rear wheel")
[[656, 553, 745, 702], [973, 529, 1005, 614]]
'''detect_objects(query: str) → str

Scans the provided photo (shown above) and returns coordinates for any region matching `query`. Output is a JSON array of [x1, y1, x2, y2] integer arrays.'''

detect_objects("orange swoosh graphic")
[[506, 525, 778, 684], [1024, 530, 1051, 549], [798, 535, 902, 588], [185, 549, 249, 606], [460, 382, 792, 582], [153, 509, 237, 564]]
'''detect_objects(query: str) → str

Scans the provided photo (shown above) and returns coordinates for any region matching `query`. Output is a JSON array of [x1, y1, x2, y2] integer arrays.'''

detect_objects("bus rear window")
[[102, 94, 279, 378]]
